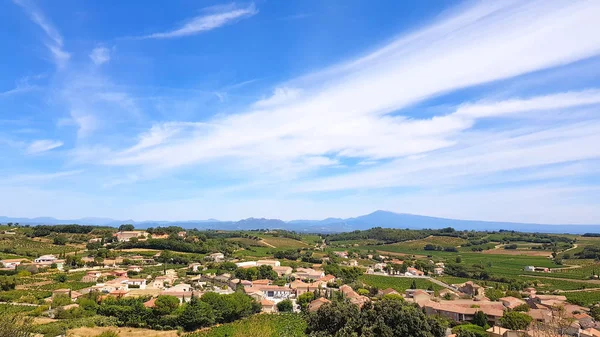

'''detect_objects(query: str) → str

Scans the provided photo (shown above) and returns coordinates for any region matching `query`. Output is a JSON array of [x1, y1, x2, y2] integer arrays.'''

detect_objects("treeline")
[[65, 291, 260, 331], [489, 231, 573, 244], [28, 224, 110, 237], [325, 227, 438, 244], [424, 244, 458, 252], [575, 246, 600, 259], [119, 238, 237, 255]]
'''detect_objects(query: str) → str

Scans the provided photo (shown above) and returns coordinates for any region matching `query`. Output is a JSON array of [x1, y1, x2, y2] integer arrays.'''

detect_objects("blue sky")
[[2, 0, 600, 223]]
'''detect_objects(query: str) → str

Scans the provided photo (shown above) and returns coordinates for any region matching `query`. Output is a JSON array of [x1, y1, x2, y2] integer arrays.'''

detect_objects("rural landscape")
[[2, 222, 600, 337], [3, 0, 600, 336]]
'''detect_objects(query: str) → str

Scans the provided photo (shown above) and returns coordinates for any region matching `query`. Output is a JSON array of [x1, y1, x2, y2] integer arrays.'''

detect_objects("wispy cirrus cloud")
[[26, 139, 63, 154], [92, 1, 600, 178], [13, 0, 70, 67], [0, 170, 81, 185], [140, 3, 258, 39]]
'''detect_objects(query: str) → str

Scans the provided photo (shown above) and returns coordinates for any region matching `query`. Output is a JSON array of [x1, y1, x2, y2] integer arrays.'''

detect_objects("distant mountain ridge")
[[1, 211, 599, 234]]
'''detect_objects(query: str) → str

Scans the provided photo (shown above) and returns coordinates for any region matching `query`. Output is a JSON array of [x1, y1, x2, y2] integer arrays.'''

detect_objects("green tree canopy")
[[500, 311, 533, 330]]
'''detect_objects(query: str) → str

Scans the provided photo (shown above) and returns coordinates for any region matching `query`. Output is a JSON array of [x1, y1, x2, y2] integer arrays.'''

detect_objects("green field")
[[186, 314, 307, 337], [260, 236, 308, 249], [359, 275, 443, 292], [564, 291, 600, 306]]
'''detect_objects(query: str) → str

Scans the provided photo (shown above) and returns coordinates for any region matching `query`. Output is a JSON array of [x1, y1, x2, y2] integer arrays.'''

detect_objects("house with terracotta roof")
[[252, 279, 271, 286], [340, 285, 370, 307], [273, 266, 293, 277], [127, 265, 142, 273], [581, 328, 600, 337], [261, 298, 277, 313], [499, 296, 526, 309], [143, 297, 157, 308], [457, 281, 485, 298], [320, 274, 336, 284], [308, 297, 331, 312], [406, 267, 424, 276], [152, 275, 174, 289], [419, 299, 504, 324], [381, 288, 400, 296], [294, 268, 325, 280]]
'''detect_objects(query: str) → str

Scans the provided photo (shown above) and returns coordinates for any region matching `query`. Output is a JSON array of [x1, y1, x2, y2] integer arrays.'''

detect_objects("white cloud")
[[95, 1, 600, 178], [254, 87, 302, 107], [0, 170, 81, 185], [89, 47, 111, 65], [142, 3, 258, 39], [26, 139, 64, 154], [13, 0, 70, 67]]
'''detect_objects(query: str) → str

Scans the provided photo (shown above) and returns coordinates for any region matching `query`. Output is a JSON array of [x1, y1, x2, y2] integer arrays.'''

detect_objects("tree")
[[152, 295, 180, 316], [52, 294, 72, 309], [500, 311, 533, 330], [0, 276, 16, 291], [472, 311, 488, 327], [297, 292, 315, 312], [485, 288, 504, 301], [456, 256, 462, 263], [277, 299, 294, 312], [410, 279, 418, 289], [54, 273, 67, 283], [119, 224, 135, 232], [53, 235, 68, 245], [307, 297, 446, 337], [178, 297, 215, 331]]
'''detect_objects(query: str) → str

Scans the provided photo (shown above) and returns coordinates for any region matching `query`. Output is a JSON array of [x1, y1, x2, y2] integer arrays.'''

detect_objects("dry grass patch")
[[68, 327, 179, 337]]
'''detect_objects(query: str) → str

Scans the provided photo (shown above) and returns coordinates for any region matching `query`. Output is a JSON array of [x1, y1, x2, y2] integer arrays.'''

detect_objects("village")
[[2, 229, 599, 337]]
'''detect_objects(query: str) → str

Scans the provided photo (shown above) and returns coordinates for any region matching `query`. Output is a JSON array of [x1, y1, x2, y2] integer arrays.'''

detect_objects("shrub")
[[277, 299, 294, 312]]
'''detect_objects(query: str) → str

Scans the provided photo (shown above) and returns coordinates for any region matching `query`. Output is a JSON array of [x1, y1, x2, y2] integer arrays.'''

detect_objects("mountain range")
[[1, 211, 599, 234]]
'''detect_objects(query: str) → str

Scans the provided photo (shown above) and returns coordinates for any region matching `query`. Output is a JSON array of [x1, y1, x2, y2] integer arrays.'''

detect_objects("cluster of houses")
[[113, 230, 187, 242], [366, 257, 445, 276], [407, 283, 598, 337], [1, 254, 65, 271]]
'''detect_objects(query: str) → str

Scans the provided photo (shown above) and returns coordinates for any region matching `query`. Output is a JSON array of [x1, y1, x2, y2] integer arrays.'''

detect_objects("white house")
[[0, 259, 26, 269], [189, 263, 202, 272], [127, 278, 147, 289], [208, 253, 225, 262], [236, 261, 258, 268], [524, 266, 536, 272], [35, 255, 57, 263]]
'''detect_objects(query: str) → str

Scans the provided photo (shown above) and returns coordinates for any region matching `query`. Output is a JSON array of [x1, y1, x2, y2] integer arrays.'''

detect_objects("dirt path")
[[258, 239, 276, 248]]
